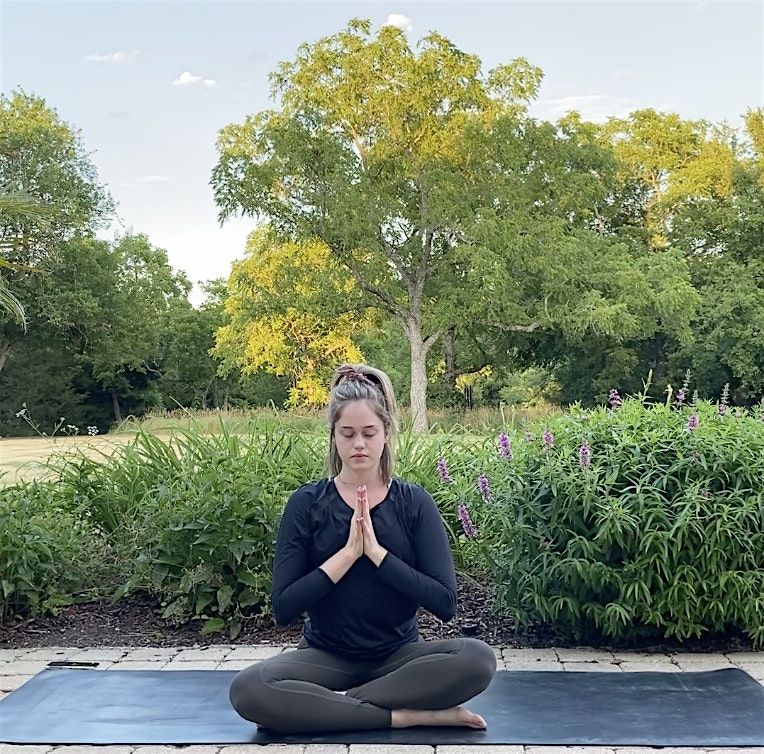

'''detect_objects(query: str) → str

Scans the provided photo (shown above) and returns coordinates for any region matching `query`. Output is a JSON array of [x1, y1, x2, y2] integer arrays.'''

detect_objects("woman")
[[228, 363, 496, 733]]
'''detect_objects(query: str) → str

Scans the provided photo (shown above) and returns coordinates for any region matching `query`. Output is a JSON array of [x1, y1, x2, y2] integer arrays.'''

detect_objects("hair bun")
[[336, 365, 374, 385]]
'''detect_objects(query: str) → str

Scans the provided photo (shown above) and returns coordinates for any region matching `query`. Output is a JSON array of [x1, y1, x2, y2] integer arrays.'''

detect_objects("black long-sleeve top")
[[271, 476, 458, 660]]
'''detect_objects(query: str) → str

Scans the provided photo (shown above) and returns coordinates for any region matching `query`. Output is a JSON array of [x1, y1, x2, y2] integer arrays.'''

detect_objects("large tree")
[[213, 227, 372, 407], [64, 234, 192, 423], [0, 90, 113, 373], [664, 110, 764, 401], [212, 20, 700, 428], [599, 108, 737, 249], [212, 19, 546, 430]]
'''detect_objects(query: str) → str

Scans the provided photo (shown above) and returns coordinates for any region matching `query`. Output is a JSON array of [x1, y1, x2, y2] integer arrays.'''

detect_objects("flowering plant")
[[429, 390, 764, 647]]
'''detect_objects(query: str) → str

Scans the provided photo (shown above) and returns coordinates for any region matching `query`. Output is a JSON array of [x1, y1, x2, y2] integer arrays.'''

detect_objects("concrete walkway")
[[2, 644, 763, 754]]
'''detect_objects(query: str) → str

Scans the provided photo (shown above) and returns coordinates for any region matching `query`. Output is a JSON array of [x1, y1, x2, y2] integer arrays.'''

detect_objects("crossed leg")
[[228, 640, 389, 733], [228, 636, 496, 734], [345, 637, 496, 729]]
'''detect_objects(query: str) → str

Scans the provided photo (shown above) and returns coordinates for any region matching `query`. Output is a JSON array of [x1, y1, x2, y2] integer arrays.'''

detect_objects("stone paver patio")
[[1, 644, 763, 754]]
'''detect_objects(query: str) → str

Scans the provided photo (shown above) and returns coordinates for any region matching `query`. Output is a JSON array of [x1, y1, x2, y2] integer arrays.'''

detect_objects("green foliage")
[[495, 367, 561, 408], [46, 420, 326, 639], [0, 188, 53, 326], [3, 399, 764, 647], [1, 233, 195, 432], [1, 89, 113, 362], [0, 481, 108, 624], [213, 228, 369, 407], [438, 398, 764, 645], [0, 329, 105, 437]]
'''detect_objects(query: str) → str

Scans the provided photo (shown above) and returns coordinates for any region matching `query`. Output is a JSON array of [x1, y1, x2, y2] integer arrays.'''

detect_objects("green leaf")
[[201, 617, 226, 636]]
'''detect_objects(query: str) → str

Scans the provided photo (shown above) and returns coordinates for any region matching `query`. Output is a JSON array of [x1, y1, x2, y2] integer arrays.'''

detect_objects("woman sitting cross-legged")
[[228, 362, 497, 734]]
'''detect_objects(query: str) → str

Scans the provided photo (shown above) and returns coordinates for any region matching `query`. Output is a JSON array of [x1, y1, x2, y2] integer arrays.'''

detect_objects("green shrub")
[[438, 398, 764, 645], [89, 421, 327, 639], [9, 397, 763, 647], [0, 481, 108, 623]]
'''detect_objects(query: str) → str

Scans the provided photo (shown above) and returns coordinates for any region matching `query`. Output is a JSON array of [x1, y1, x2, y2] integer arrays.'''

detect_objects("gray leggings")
[[228, 636, 497, 733]]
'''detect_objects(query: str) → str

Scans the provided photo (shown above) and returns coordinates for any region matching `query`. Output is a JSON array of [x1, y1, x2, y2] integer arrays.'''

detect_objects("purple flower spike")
[[437, 457, 453, 484], [497, 431, 513, 459], [457, 502, 478, 539], [579, 441, 592, 469], [543, 429, 554, 449], [686, 413, 699, 431], [675, 388, 686, 405], [477, 473, 492, 503], [609, 388, 622, 408]]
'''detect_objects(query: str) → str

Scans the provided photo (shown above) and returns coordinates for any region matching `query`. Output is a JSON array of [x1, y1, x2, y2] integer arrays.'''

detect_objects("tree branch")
[[423, 328, 443, 351], [493, 321, 542, 332], [342, 253, 408, 322], [377, 230, 413, 289]]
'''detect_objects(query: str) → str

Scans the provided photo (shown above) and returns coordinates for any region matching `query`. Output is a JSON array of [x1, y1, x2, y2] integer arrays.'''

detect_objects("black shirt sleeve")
[[374, 486, 457, 621], [270, 486, 335, 625]]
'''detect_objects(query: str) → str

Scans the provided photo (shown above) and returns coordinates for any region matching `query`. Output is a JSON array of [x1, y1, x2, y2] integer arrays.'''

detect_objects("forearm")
[[319, 546, 361, 583], [366, 545, 387, 567], [272, 568, 334, 625], [375, 552, 457, 621]]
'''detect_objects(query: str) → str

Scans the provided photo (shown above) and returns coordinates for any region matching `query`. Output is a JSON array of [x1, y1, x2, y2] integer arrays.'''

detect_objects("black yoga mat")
[[1, 667, 763, 746]]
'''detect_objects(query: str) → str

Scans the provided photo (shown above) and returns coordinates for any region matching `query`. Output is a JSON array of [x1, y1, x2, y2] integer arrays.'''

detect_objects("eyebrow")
[[339, 425, 378, 429]]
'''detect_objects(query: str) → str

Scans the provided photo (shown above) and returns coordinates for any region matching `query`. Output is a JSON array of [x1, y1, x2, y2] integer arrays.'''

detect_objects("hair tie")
[[336, 365, 374, 385]]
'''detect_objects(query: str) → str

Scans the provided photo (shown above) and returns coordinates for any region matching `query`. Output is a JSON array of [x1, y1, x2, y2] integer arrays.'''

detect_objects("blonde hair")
[[327, 363, 399, 485]]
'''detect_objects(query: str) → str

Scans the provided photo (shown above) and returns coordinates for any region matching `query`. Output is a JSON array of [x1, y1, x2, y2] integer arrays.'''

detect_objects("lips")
[[351, 454, 368, 459]]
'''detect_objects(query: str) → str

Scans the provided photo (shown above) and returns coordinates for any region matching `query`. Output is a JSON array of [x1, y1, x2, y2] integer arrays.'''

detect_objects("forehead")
[[336, 400, 383, 427]]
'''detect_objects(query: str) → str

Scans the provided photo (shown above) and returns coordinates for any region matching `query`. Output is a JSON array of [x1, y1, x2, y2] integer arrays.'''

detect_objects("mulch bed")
[[0, 574, 754, 653]]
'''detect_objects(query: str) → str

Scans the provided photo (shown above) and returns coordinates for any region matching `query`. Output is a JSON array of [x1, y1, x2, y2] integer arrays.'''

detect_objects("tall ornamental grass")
[[437, 396, 764, 645], [37, 420, 326, 638]]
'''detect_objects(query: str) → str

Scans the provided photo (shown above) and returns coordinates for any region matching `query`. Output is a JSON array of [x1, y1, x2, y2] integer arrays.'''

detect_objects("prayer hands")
[[357, 485, 387, 567], [345, 498, 364, 559]]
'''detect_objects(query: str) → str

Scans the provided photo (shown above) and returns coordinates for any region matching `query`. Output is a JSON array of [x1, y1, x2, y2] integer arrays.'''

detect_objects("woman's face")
[[334, 399, 388, 479]]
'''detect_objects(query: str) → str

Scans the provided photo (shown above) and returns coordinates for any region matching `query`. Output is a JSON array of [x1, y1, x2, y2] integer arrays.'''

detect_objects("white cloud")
[[383, 13, 413, 32], [135, 175, 172, 183], [85, 51, 141, 64], [535, 94, 638, 124], [172, 71, 216, 88]]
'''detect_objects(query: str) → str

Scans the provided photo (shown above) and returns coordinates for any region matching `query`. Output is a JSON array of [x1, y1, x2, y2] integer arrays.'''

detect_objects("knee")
[[459, 639, 497, 690], [228, 663, 270, 724]]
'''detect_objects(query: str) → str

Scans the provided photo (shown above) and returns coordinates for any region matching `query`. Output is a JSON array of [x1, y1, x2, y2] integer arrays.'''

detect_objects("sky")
[[1, 0, 762, 306]]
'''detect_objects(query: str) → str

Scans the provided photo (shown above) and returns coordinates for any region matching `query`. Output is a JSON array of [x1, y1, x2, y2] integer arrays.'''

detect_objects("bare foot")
[[391, 705, 487, 729]]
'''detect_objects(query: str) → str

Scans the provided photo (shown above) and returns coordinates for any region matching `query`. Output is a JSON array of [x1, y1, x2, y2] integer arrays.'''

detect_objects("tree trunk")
[[111, 389, 123, 424], [0, 338, 11, 374], [201, 375, 216, 409], [443, 327, 456, 391], [406, 315, 441, 433], [409, 326, 429, 433]]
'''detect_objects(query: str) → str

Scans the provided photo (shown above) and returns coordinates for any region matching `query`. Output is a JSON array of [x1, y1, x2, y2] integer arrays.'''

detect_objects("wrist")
[[368, 546, 388, 567]]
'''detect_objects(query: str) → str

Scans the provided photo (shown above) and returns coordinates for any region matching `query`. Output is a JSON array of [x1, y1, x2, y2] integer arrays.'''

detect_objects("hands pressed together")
[[345, 485, 387, 567]]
